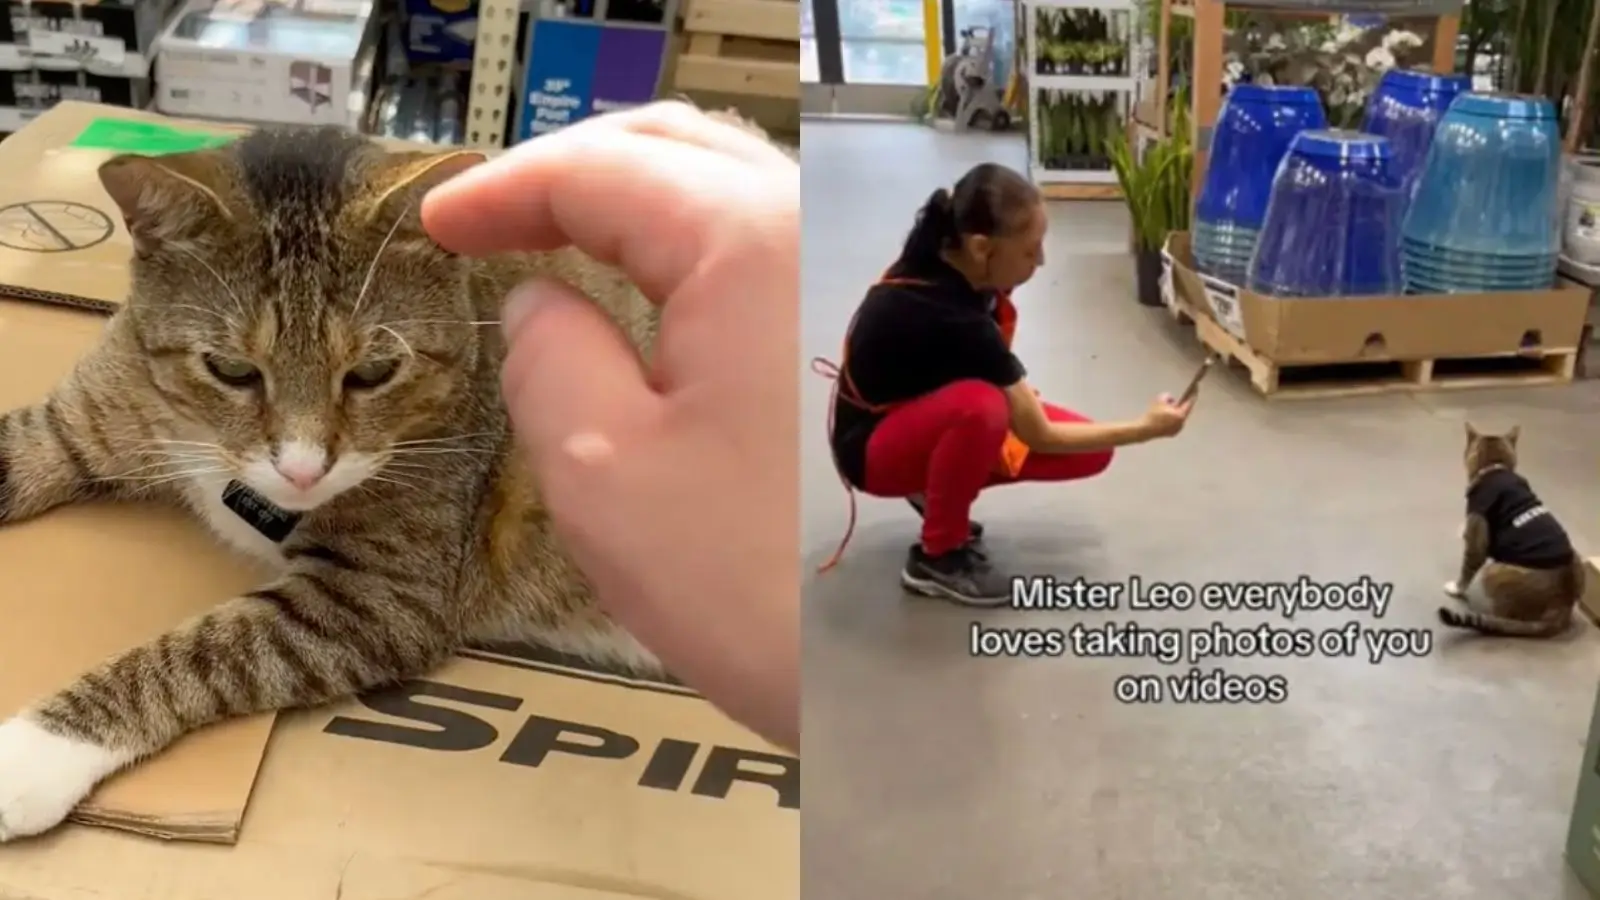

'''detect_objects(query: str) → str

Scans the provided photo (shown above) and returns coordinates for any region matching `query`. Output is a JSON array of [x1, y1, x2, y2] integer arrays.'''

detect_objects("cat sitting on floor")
[[0, 110, 781, 842], [1438, 422, 1585, 638]]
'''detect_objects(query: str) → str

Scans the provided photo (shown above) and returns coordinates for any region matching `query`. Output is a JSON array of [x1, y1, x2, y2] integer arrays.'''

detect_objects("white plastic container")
[[1567, 156, 1600, 265]]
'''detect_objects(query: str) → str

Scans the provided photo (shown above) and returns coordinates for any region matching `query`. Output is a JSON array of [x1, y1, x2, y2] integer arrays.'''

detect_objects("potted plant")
[[1082, 99, 1101, 168], [1094, 96, 1117, 168], [1107, 91, 1193, 306], [1046, 43, 1067, 74], [1034, 10, 1056, 73], [1104, 42, 1125, 76], [1039, 92, 1067, 169], [1088, 43, 1108, 74]]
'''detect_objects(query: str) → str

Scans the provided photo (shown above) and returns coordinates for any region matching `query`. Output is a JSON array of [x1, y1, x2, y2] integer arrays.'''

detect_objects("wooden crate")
[[674, 0, 800, 101], [1163, 288, 1578, 400]]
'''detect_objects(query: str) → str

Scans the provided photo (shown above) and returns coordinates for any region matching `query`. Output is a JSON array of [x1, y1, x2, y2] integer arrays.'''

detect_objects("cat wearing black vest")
[[1439, 423, 1585, 638]]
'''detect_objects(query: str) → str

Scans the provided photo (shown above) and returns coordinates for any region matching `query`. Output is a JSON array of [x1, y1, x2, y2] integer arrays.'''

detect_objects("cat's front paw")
[[0, 716, 129, 841], [1443, 580, 1466, 599]]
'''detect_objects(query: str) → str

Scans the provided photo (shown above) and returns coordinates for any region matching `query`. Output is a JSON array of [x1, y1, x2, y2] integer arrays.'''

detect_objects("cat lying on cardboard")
[[0, 108, 786, 841], [1439, 422, 1584, 638]]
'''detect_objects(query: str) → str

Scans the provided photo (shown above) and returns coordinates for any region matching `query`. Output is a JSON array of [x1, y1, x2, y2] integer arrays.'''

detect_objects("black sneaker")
[[900, 544, 1011, 607], [906, 493, 985, 542]]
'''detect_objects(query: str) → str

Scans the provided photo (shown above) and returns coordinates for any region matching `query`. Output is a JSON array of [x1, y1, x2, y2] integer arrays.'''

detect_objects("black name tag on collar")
[[222, 481, 302, 542]]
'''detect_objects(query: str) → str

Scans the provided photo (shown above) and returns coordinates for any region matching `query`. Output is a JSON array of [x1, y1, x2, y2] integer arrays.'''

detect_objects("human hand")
[[1140, 393, 1193, 439], [419, 102, 799, 750]]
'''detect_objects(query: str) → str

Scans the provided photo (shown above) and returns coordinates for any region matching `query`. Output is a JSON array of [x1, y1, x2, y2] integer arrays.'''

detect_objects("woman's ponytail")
[[897, 188, 955, 266]]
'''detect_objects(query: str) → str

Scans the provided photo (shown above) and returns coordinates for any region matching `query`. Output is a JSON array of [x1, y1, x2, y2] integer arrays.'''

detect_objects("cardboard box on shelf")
[[0, 62, 148, 132], [154, 0, 378, 127], [0, 0, 182, 132], [1166, 232, 1592, 364], [0, 0, 180, 72], [0, 100, 798, 899]]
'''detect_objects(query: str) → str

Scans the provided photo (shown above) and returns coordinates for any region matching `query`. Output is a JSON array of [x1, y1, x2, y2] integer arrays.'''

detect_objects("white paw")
[[1443, 581, 1465, 599], [0, 716, 130, 842]]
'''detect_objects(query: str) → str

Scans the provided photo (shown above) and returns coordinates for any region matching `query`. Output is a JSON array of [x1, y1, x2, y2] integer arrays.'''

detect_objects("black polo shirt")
[[1466, 467, 1575, 569], [827, 256, 1027, 490]]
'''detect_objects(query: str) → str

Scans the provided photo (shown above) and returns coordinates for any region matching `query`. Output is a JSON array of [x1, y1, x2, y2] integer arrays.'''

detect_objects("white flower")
[[1365, 46, 1396, 70], [1224, 59, 1245, 84], [1335, 22, 1364, 45], [1319, 39, 1339, 53], [1265, 33, 1286, 51], [1383, 29, 1423, 50]]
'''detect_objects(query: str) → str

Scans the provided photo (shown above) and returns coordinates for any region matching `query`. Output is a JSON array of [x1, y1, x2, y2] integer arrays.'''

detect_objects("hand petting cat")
[[421, 101, 800, 750]]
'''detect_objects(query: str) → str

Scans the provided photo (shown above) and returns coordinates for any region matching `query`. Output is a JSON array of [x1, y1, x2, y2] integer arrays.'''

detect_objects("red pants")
[[861, 379, 1113, 555]]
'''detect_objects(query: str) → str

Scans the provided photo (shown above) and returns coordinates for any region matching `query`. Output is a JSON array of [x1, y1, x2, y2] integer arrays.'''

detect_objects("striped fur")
[[0, 114, 780, 839]]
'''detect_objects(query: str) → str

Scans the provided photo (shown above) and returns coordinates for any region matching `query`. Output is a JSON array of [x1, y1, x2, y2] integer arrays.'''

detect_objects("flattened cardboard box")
[[0, 102, 798, 898]]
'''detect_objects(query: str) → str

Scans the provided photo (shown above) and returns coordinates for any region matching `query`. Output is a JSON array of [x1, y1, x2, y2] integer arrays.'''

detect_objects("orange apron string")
[[813, 274, 1028, 573]]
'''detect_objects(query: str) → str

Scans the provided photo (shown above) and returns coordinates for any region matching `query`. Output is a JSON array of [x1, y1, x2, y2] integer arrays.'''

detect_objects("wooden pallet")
[[1164, 293, 1578, 400], [674, 0, 799, 101], [1041, 182, 1122, 201]]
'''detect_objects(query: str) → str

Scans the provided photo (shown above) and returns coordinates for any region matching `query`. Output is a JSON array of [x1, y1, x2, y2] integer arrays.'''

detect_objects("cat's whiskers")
[[379, 318, 502, 327], [164, 303, 240, 330], [100, 465, 232, 489], [353, 208, 411, 314], [391, 432, 497, 447], [109, 455, 219, 480], [378, 463, 454, 478], [135, 438, 227, 450], [389, 447, 495, 458], [174, 245, 247, 319], [374, 324, 416, 360]]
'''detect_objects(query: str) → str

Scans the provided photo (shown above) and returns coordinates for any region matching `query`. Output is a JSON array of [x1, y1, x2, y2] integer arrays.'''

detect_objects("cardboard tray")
[[1166, 232, 1591, 365]]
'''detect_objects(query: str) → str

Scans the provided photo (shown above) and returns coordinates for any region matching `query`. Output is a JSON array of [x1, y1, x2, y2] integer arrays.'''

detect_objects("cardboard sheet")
[[0, 102, 798, 897], [1, 648, 798, 900], [0, 298, 274, 842]]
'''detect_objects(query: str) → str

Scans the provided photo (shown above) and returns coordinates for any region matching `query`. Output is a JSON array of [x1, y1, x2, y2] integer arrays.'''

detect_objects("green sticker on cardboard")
[[69, 119, 239, 155]]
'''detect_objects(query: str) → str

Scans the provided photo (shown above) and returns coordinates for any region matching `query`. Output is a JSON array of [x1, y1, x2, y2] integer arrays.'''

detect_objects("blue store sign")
[[520, 20, 601, 136], [517, 18, 668, 140]]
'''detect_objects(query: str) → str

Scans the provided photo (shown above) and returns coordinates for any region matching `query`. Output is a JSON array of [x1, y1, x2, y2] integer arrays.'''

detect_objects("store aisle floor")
[[800, 120, 1600, 900]]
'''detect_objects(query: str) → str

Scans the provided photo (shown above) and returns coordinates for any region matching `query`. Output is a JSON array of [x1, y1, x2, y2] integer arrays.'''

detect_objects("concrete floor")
[[799, 120, 1600, 899]]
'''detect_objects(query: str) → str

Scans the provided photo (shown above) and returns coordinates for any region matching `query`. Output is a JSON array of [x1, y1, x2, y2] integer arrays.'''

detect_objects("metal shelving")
[[1024, 0, 1137, 199]]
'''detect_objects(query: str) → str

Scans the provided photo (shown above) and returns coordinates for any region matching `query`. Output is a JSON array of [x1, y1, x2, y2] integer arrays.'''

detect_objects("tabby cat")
[[1438, 422, 1585, 638], [0, 118, 746, 840]]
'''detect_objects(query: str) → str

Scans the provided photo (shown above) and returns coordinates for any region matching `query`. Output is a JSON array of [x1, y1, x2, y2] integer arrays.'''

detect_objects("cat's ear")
[[1505, 425, 1521, 446], [360, 150, 487, 228], [98, 152, 233, 258], [1464, 421, 1479, 441]]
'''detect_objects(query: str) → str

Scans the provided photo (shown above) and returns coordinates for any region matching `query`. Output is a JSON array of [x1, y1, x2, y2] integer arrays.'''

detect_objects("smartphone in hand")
[[1179, 356, 1216, 405]]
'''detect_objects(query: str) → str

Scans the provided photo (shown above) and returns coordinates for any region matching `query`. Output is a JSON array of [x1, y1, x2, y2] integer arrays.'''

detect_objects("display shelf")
[[1032, 166, 1121, 183], [1030, 87, 1128, 180], [1033, 74, 1135, 91], [1024, 0, 1134, 200]]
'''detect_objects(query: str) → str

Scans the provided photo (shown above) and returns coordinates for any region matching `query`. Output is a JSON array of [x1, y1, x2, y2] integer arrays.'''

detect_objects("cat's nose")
[[273, 442, 329, 491]]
